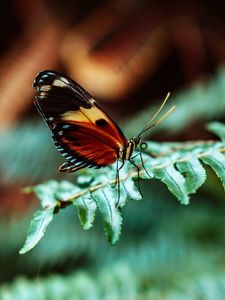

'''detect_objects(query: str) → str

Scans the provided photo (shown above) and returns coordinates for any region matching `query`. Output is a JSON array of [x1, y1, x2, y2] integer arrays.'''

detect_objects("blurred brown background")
[[1, 0, 225, 130]]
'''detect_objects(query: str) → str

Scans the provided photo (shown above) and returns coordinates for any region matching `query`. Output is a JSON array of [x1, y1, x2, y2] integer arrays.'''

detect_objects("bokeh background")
[[1, 0, 225, 298]]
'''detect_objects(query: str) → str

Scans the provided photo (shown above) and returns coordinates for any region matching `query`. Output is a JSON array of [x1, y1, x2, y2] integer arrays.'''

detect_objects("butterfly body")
[[33, 70, 139, 173], [118, 138, 139, 162]]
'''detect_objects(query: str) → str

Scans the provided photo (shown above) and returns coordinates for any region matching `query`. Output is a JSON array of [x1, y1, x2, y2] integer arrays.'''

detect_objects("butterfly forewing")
[[33, 70, 127, 172]]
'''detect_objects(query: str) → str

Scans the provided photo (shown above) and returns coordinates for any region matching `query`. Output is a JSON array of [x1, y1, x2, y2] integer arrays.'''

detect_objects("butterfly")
[[33, 70, 175, 189]]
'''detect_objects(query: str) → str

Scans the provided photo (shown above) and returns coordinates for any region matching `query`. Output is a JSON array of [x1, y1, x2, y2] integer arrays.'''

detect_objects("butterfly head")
[[132, 136, 148, 150]]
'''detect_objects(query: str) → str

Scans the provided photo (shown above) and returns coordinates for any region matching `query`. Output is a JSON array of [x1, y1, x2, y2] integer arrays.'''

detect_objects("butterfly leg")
[[139, 152, 153, 178], [130, 152, 152, 178], [128, 159, 143, 198], [112, 160, 124, 188], [113, 160, 125, 207], [112, 159, 119, 188]]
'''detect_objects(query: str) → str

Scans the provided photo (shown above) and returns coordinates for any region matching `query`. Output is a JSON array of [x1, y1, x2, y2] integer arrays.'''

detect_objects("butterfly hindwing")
[[33, 70, 127, 172]]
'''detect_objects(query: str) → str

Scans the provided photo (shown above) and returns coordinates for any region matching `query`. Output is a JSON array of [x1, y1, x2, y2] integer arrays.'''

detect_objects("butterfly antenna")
[[137, 95, 175, 138], [147, 92, 170, 123], [137, 92, 170, 138], [152, 105, 176, 127]]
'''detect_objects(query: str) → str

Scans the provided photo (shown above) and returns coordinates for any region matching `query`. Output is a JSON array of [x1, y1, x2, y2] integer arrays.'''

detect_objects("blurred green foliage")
[[124, 65, 225, 137]]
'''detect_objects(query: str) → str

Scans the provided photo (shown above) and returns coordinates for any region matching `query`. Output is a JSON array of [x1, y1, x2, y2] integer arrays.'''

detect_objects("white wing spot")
[[40, 91, 47, 96], [40, 85, 51, 92], [60, 77, 69, 84], [53, 79, 67, 87]]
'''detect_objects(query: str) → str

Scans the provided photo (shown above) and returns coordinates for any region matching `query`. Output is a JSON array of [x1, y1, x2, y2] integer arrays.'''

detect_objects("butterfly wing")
[[33, 70, 128, 172]]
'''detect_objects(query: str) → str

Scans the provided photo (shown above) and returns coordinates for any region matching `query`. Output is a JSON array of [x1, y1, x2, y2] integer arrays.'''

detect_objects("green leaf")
[[111, 183, 128, 208], [122, 176, 142, 202], [31, 180, 80, 209], [75, 193, 97, 230], [91, 186, 122, 244], [19, 209, 54, 254], [176, 158, 206, 194], [207, 122, 225, 141], [113, 163, 142, 204], [51, 180, 80, 201], [201, 151, 225, 190], [27, 180, 60, 209], [145, 141, 182, 156], [153, 159, 189, 204]]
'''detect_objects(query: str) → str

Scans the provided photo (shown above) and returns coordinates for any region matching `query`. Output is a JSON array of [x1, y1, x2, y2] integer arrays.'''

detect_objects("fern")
[[20, 121, 225, 253]]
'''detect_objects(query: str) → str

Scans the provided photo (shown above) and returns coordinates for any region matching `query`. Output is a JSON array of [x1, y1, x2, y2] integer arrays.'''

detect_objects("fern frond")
[[19, 122, 225, 253]]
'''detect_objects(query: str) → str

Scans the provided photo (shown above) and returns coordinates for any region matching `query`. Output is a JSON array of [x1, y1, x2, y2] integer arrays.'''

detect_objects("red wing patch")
[[53, 123, 118, 171]]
